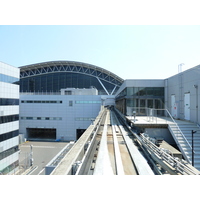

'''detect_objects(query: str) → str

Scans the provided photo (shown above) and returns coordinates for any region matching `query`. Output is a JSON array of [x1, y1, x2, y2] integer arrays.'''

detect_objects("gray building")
[[115, 79, 165, 116], [166, 65, 200, 124], [18, 61, 122, 141], [115, 65, 200, 125]]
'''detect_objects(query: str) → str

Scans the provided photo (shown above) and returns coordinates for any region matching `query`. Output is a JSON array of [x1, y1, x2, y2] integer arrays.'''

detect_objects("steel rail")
[[113, 109, 154, 175], [140, 133, 199, 175], [93, 111, 114, 175], [110, 111, 125, 175]]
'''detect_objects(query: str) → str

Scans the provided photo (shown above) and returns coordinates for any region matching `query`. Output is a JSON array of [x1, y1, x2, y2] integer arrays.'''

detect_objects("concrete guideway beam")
[[110, 112, 125, 175], [93, 111, 114, 175], [51, 107, 106, 175], [118, 124, 154, 175]]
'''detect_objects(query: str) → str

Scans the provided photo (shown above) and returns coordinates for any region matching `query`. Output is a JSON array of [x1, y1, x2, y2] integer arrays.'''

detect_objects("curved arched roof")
[[20, 60, 124, 86]]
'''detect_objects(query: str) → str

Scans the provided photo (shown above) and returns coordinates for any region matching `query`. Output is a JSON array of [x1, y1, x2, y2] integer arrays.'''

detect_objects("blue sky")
[[1, 25, 200, 80]]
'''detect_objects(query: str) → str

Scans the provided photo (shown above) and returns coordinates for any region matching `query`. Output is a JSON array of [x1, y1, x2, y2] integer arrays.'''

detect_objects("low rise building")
[[19, 88, 114, 141]]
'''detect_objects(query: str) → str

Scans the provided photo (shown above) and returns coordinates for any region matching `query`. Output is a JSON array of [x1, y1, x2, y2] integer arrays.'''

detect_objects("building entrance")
[[76, 129, 86, 140], [27, 128, 56, 140], [184, 93, 190, 121], [138, 98, 163, 116]]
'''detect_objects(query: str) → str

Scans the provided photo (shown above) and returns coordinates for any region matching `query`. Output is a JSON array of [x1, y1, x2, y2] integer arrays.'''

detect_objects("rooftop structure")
[[19, 61, 124, 95]]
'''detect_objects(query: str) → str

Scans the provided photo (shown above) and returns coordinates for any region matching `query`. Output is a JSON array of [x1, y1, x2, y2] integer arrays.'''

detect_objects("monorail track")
[[76, 107, 154, 175], [51, 106, 200, 175]]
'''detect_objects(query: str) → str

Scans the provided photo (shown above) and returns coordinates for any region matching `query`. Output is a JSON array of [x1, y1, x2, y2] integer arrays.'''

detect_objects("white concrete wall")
[[0, 82, 19, 99], [0, 62, 19, 174], [0, 136, 19, 152], [0, 121, 19, 135], [0, 151, 19, 172], [166, 65, 200, 123], [0, 62, 19, 78], [19, 95, 103, 141]]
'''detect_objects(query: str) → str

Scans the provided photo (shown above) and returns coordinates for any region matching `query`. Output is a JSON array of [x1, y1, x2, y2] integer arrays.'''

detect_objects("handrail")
[[165, 109, 192, 161], [130, 107, 193, 161], [140, 133, 199, 175]]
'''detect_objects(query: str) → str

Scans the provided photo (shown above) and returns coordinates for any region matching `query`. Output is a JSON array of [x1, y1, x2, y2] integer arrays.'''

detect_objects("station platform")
[[126, 115, 196, 126]]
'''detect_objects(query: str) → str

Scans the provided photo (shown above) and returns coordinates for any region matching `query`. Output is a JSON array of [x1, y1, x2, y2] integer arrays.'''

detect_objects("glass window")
[[127, 87, 133, 96], [69, 100, 73, 106], [138, 88, 146, 96], [19, 71, 122, 95], [65, 91, 72, 95], [147, 99, 154, 108], [146, 88, 154, 96]]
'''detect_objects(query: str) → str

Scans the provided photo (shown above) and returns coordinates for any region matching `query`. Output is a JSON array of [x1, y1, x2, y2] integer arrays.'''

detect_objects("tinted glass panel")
[[20, 72, 120, 95]]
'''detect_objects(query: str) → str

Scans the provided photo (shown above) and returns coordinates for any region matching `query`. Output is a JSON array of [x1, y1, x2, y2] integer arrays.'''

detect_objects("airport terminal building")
[[17, 60, 200, 142], [1, 59, 200, 173], [115, 65, 200, 125], [19, 61, 121, 141]]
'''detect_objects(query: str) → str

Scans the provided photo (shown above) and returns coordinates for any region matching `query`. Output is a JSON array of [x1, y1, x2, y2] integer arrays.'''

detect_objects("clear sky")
[[1, 25, 200, 80]]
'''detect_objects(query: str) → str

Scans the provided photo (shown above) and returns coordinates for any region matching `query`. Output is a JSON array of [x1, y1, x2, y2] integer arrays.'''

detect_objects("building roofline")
[[19, 60, 124, 84]]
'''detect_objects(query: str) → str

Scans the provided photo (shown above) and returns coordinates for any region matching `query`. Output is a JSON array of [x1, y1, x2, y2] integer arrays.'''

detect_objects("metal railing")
[[140, 133, 199, 175], [129, 107, 193, 163]]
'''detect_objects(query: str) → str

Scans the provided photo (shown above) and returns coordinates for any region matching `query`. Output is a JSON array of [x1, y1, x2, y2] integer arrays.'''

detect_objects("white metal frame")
[[20, 61, 124, 95]]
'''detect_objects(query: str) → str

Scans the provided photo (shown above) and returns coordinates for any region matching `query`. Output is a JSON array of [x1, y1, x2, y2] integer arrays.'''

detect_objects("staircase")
[[168, 122, 200, 171]]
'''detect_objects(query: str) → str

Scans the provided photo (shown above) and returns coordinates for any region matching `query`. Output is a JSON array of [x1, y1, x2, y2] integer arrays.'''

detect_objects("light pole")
[[192, 130, 196, 166], [193, 84, 198, 123], [30, 145, 33, 167], [133, 111, 136, 122]]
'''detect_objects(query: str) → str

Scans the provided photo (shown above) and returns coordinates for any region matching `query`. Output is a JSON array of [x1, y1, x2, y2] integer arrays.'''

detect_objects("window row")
[[0, 146, 19, 161], [127, 87, 164, 97], [19, 72, 119, 95], [21, 100, 62, 104], [0, 115, 19, 124], [20, 117, 62, 121], [75, 100, 101, 104], [0, 130, 19, 142], [0, 73, 19, 84], [75, 117, 95, 121], [117, 87, 164, 98], [0, 98, 19, 106], [0, 160, 19, 175]]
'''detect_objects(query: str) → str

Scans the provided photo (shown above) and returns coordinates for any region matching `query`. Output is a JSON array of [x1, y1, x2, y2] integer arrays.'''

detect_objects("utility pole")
[[192, 130, 196, 166]]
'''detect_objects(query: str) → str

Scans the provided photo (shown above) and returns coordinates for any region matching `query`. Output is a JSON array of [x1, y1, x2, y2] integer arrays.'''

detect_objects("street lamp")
[[133, 111, 136, 122], [30, 145, 33, 167], [192, 130, 196, 166]]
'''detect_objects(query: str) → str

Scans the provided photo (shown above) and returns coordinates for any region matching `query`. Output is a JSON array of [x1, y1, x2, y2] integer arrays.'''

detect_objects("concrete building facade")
[[165, 65, 200, 124], [115, 64, 200, 126], [19, 89, 115, 141], [18, 61, 200, 144], [115, 79, 165, 116], [0, 62, 19, 175]]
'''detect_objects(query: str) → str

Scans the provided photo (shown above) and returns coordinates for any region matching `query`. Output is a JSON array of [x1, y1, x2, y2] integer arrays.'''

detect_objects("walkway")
[[127, 115, 200, 171]]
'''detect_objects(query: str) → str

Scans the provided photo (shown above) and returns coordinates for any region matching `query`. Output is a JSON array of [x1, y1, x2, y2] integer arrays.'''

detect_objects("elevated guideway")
[[51, 107, 154, 175], [50, 107, 199, 175]]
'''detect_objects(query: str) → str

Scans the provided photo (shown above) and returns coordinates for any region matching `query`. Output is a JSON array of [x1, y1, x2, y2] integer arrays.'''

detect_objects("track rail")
[[52, 106, 200, 175], [79, 107, 155, 175]]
